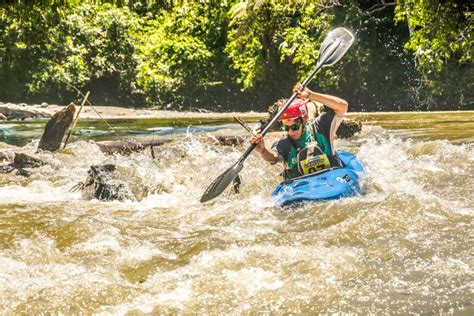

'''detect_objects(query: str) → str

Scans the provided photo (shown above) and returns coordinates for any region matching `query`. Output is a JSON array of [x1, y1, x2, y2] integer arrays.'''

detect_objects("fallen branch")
[[63, 91, 90, 149], [234, 117, 255, 135]]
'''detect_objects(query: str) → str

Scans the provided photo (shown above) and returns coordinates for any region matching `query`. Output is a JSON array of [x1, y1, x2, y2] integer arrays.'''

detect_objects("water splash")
[[0, 118, 472, 314]]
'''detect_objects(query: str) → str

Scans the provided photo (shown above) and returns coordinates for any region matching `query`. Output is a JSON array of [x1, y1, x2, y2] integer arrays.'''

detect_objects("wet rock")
[[207, 135, 245, 146], [336, 118, 362, 139], [0, 103, 51, 120], [13, 152, 46, 168], [37, 103, 76, 152], [0, 152, 45, 177], [0, 113, 7, 121], [40, 102, 49, 108], [71, 164, 150, 201], [82, 164, 131, 201]]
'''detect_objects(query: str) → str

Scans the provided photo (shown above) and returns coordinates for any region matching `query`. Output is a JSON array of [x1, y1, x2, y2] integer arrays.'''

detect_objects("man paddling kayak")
[[250, 85, 348, 180]]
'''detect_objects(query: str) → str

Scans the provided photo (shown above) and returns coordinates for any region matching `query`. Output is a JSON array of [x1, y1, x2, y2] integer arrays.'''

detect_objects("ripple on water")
[[0, 121, 472, 313]]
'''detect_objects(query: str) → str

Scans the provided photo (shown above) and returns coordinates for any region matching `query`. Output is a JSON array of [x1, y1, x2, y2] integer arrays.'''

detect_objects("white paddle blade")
[[318, 27, 354, 67]]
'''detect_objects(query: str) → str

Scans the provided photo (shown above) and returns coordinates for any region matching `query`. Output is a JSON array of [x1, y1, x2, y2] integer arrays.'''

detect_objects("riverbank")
[[0, 102, 266, 120]]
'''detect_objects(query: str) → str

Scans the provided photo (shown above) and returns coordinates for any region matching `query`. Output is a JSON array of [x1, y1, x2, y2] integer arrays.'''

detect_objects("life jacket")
[[283, 123, 334, 180]]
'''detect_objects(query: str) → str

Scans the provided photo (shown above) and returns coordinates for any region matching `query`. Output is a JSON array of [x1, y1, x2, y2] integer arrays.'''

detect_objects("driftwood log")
[[95, 139, 173, 155], [95, 136, 243, 156], [37, 103, 76, 152]]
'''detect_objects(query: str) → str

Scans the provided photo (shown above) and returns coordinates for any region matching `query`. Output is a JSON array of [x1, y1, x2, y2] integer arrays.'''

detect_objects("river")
[[0, 111, 473, 314]]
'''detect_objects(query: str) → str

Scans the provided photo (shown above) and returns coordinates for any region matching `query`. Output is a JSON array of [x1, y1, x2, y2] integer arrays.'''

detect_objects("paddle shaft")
[[238, 45, 338, 163]]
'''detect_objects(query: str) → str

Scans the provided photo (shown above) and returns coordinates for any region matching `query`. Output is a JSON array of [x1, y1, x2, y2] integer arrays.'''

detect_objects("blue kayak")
[[272, 150, 365, 207]]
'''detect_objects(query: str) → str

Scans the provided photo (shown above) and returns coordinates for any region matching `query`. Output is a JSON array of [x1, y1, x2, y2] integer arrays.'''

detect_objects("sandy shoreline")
[[1, 101, 471, 121], [0, 102, 266, 120]]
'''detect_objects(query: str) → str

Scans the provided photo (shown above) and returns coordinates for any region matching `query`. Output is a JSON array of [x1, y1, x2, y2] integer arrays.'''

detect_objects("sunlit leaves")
[[136, 18, 213, 105], [0, 0, 471, 109], [225, 0, 317, 90], [394, 0, 473, 107], [395, 0, 472, 74]]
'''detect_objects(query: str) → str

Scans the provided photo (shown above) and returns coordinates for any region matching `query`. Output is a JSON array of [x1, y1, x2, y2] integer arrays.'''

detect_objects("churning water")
[[0, 112, 473, 314]]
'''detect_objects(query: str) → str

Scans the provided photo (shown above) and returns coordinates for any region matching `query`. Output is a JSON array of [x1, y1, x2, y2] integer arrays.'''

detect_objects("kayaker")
[[250, 85, 348, 179]]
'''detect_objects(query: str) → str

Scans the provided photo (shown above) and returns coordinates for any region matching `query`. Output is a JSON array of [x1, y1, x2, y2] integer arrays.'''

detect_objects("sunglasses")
[[281, 120, 302, 131]]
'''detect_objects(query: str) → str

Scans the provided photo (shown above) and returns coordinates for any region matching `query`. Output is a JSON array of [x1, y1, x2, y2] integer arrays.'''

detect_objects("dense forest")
[[0, 0, 472, 111]]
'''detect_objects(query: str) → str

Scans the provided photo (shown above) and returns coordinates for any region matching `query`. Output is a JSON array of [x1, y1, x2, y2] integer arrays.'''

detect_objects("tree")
[[395, 0, 473, 109]]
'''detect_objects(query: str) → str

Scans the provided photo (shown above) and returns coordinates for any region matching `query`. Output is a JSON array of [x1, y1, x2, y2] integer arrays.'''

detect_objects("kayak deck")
[[272, 150, 365, 207]]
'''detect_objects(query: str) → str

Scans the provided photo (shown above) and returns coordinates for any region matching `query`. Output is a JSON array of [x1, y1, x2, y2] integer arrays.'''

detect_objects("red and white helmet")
[[278, 98, 309, 122]]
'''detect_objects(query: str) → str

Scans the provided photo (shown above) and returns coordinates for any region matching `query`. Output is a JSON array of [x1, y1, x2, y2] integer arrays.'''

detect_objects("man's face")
[[281, 118, 303, 140]]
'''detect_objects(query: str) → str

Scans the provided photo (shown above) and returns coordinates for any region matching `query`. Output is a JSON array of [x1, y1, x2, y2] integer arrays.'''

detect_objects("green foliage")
[[395, 0, 473, 108], [136, 17, 213, 105], [0, 0, 472, 110], [395, 0, 472, 73], [40, 4, 140, 102], [225, 0, 310, 89], [135, 1, 231, 106], [0, 3, 142, 104], [279, 5, 336, 89]]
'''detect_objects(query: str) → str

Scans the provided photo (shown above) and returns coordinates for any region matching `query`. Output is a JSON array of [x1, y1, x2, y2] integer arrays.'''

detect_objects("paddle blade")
[[200, 161, 244, 202], [318, 27, 354, 67]]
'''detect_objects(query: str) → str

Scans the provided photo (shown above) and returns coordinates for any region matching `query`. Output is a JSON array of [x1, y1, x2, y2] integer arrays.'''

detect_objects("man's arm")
[[294, 85, 348, 116], [250, 134, 280, 164]]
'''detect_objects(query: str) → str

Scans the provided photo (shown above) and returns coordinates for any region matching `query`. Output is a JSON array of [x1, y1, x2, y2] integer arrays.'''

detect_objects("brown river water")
[[0, 111, 473, 314]]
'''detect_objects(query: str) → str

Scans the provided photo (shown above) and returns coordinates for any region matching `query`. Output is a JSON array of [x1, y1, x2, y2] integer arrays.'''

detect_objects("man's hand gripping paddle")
[[200, 27, 355, 203]]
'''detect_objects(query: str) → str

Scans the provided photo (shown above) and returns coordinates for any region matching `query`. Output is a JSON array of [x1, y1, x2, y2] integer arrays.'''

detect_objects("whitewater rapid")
[[0, 116, 472, 314]]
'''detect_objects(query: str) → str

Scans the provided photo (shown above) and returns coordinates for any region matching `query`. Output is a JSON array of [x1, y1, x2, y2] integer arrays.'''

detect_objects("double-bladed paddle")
[[201, 27, 355, 203]]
